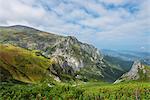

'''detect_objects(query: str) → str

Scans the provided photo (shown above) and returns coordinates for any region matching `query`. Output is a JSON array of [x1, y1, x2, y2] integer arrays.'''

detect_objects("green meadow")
[[0, 81, 150, 100]]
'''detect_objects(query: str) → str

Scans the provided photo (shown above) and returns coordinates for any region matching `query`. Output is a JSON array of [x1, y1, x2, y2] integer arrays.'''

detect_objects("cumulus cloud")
[[0, 0, 149, 51]]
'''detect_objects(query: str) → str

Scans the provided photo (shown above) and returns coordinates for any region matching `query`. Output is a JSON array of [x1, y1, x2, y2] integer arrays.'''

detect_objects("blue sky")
[[0, 0, 149, 52]]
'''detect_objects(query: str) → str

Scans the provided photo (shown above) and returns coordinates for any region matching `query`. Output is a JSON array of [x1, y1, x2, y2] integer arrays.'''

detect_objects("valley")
[[0, 25, 149, 100]]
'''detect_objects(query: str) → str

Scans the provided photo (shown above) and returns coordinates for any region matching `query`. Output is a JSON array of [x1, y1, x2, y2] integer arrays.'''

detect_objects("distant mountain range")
[[101, 49, 150, 65]]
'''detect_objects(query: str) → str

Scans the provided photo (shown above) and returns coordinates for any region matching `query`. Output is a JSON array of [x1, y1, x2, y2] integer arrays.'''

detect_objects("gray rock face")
[[114, 61, 148, 83], [123, 61, 145, 80], [50, 36, 103, 71]]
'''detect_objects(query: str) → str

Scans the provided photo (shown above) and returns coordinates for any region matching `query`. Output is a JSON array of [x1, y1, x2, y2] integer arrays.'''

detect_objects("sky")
[[0, 0, 149, 52]]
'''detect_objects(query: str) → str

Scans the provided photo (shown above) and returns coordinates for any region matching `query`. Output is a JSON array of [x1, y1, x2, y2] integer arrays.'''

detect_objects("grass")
[[0, 44, 53, 83], [0, 81, 150, 100], [80, 81, 150, 99]]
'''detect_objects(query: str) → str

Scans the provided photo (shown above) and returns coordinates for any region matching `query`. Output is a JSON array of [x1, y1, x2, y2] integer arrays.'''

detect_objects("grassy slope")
[[80, 81, 150, 99], [0, 81, 150, 99], [0, 44, 52, 83]]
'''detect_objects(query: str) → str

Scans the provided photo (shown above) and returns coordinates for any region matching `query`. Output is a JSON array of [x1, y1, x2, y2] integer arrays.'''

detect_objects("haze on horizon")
[[0, 0, 149, 52]]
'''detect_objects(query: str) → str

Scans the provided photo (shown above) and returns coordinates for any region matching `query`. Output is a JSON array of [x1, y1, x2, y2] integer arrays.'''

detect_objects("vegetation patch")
[[0, 82, 150, 99], [0, 44, 52, 83]]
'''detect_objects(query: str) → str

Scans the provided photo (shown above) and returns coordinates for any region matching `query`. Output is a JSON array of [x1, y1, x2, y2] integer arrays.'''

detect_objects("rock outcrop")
[[114, 61, 150, 83]]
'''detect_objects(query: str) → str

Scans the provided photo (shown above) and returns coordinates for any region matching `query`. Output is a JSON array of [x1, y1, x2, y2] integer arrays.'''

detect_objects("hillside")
[[0, 25, 128, 82], [103, 55, 133, 72], [0, 44, 54, 83]]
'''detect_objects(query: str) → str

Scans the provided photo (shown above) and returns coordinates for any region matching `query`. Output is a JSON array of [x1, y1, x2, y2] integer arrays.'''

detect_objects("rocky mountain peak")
[[114, 60, 149, 83], [66, 36, 78, 43], [123, 61, 145, 79]]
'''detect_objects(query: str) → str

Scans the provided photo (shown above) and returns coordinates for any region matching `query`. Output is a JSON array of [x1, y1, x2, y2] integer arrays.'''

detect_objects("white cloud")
[[101, 0, 124, 5], [0, 0, 149, 51]]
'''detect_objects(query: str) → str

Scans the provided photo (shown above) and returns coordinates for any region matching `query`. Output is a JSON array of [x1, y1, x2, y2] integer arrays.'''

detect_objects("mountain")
[[101, 49, 150, 65], [0, 25, 128, 82], [103, 55, 133, 72], [114, 61, 150, 83]]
